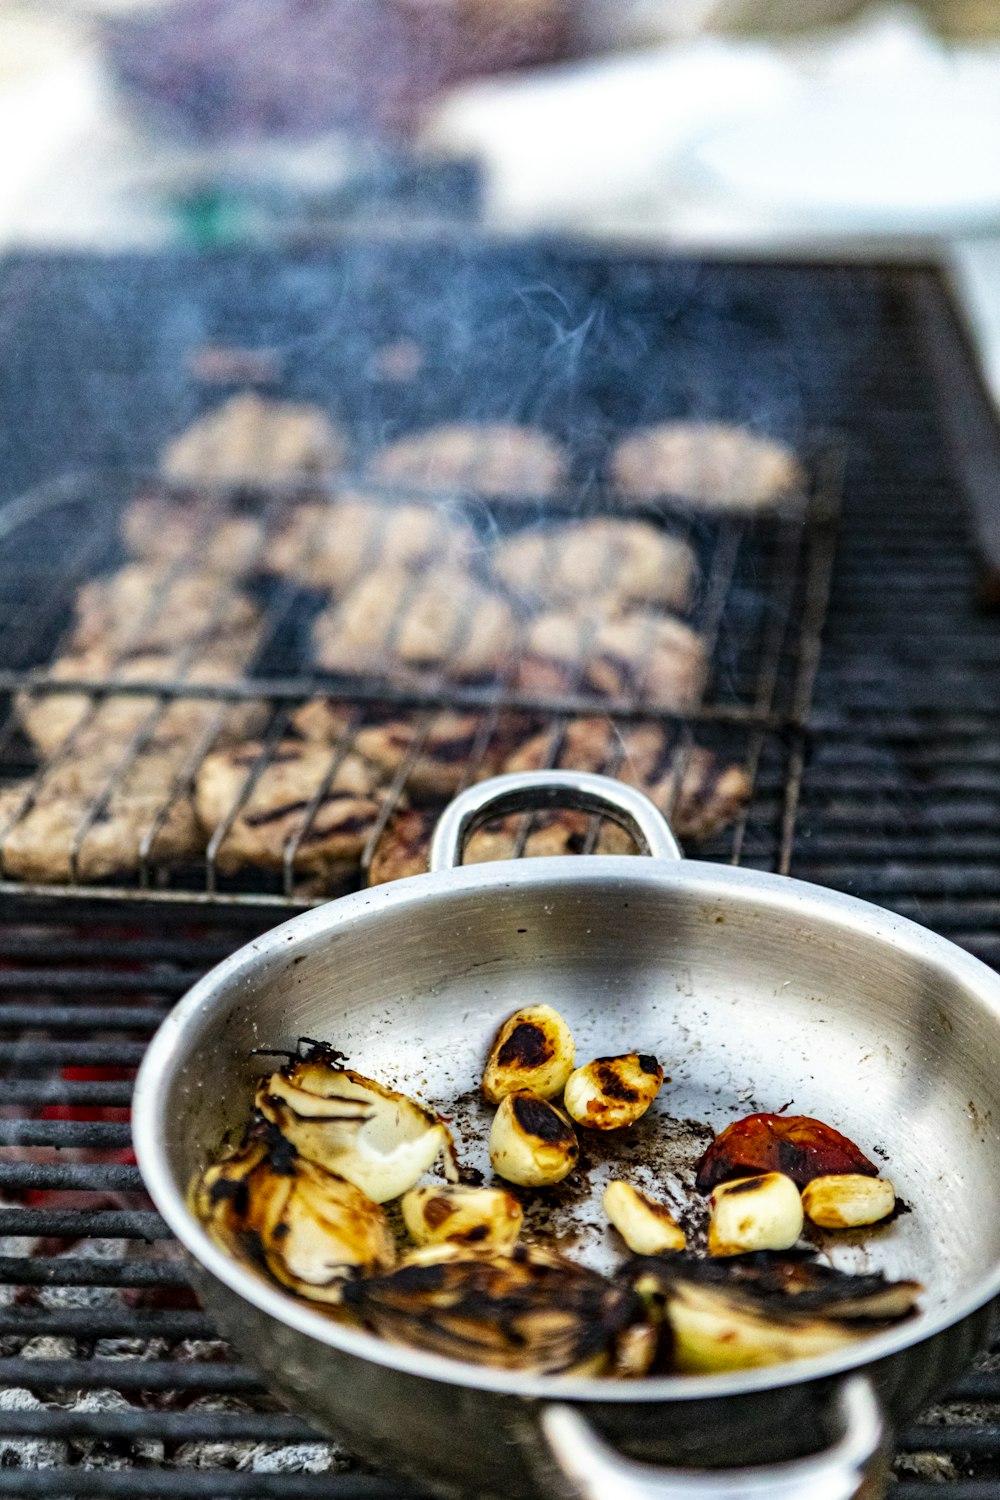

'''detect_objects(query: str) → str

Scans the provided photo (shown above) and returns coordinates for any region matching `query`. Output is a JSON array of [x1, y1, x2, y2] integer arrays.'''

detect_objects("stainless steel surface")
[[428, 769, 685, 869], [540, 1378, 890, 1500], [133, 772, 1000, 1500]]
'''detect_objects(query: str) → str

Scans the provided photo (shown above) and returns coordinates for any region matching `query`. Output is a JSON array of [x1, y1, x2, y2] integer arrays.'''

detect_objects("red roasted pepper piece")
[[695, 1113, 878, 1193]]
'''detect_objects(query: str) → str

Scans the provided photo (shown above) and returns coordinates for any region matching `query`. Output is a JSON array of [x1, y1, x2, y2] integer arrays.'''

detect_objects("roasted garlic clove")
[[603, 1180, 686, 1254], [802, 1174, 896, 1229], [489, 1089, 578, 1187], [402, 1184, 523, 1249], [708, 1173, 804, 1256], [696, 1113, 877, 1192], [257, 1050, 456, 1203], [196, 1131, 395, 1302], [341, 1244, 641, 1374], [482, 1004, 576, 1103], [563, 1054, 663, 1131]]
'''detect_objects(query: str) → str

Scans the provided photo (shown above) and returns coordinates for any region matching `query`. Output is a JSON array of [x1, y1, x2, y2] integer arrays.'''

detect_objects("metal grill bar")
[[0, 1410, 315, 1442], [0, 1310, 211, 1337], [0, 1209, 164, 1238], [0, 1476, 414, 1499]]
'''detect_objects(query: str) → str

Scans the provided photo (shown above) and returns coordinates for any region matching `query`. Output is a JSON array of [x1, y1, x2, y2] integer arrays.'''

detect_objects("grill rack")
[[0, 251, 995, 1494], [0, 446, 840, 906]]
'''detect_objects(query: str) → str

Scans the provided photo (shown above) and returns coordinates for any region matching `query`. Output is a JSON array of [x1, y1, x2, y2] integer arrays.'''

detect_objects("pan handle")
[[539, 1377, 889, 1500], [428, 770, 684, 873]]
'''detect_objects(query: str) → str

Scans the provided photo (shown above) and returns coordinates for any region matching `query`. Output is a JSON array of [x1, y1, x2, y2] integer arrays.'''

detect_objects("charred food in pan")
[[563, 1053, 663, 1131], [623, 1252, 922, 1374], [255, 1042, 457, 1203], [603, 1181, 686, 1255], [195, 1126, 396, 1301], [402, 1184, 524, 1250], [489, 1090, 579, 1187], [341, 1244, 642, 1375], [482, 1004, 576, 1104], [695, 1112, 879, 1192]]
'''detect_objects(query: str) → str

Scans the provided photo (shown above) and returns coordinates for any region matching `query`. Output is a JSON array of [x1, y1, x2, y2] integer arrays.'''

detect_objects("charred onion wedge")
[[401, 1184, 523, 1250], [622, 1252, 922, 1374], [256, 1045, 457, 1203], [341, 1244, 642, 1374], [194, 1130, 395, 1302], [695, 1112, 878, 1192], [489, 1090, 579, 1187], [563, 1054, 663, 1131], [656, 1250, 925, 1320], [801, 1174, 897, 1229], [482, 1005, 575, 1103], [708, 1172, 804, 1256], [603, 1181, 686, 1255]]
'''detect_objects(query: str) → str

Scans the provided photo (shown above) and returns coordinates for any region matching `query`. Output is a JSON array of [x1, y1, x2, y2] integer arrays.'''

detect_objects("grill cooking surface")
[[0, 249, 996, 1493]]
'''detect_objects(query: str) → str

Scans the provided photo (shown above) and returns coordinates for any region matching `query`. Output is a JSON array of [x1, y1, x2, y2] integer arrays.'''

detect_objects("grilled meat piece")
[[71, 563, 260, 660], [504, 718, 749, 842], [194, 740, 388, 877], [17, 650, 267, 760], [267, 495, 474, 593], [352, 712, 519, 799], [0, 750, 202, 883], [518, 610, 707, 710], [122, 491, 265, 576], [368, 423, 567, 499], [367, 806, 632, 885], [287, 697, 357, 746], [611, 423, 803, 511], [313, 565, 515, 682], [695, 1113, 879, 1193], [342, 1245, 641, 1374], [492, 519, 696, 614], [162, 393, 345, 483]]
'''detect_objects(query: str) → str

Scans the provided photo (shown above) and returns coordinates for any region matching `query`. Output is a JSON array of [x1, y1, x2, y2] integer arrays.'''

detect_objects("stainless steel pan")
[[133, 771, 1000, 1500]]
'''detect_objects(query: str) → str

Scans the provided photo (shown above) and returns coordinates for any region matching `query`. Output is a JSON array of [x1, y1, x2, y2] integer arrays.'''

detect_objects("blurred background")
[[2, 0, 1000, 397]]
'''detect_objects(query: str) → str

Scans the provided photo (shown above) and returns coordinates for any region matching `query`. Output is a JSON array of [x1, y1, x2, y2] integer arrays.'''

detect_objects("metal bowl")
[[134, 771, 1000, 1500]]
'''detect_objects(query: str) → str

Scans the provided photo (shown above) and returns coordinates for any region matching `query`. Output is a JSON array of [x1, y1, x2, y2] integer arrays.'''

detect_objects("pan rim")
[[133, 856, 1000, 1404]]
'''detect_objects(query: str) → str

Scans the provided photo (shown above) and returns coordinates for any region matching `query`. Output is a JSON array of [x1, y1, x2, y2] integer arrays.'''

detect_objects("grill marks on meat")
[[518, 611, 707, 711], [503, 718, 750, 843], [367, 806, 633, 885], [194, 741, 388, 878]]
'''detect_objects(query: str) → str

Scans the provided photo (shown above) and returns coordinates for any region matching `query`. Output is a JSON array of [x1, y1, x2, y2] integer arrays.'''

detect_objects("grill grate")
[[0, 461, 839, 906], [0, 251, 995, 1492]]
